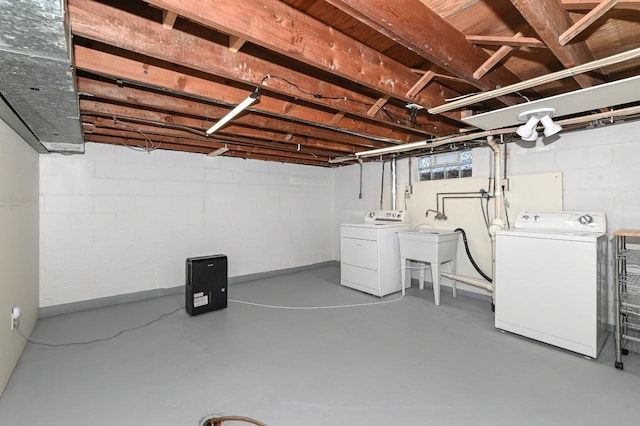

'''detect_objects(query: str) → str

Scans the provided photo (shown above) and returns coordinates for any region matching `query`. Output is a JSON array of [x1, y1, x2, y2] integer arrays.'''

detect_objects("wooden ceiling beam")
[[139, 0, 460, 112], [561, 0, 640, 9], [465, 35, 546, 48], [323, 0, 522, 100], [68, 0, 458, 134], [559, 0, 619, 46], [79, 100, 365, 154], [83, 116, 348, 157], [85, 134, 330, 166], [508, 0, 605, 88], [76, 76, 388, 149], [367, 97, 390, 117], [473, 44, 517, 80], [84, 124, 336, 160], [406, 69, 437, 99], [329, 112, 345, 126], [473, 33, 523, 80], [73, 45, 436, 144]]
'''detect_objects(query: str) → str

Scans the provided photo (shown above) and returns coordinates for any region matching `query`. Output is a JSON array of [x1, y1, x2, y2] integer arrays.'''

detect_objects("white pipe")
[[441, 272, 493, 292], [347, 104, 640, 160], [487, 136, 505, 231], [391, 156, 397, 210], [486, 136, 506, 307]]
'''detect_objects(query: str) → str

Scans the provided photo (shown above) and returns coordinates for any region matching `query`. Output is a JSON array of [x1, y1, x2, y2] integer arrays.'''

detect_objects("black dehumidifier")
[[185, 254, 228, 316]]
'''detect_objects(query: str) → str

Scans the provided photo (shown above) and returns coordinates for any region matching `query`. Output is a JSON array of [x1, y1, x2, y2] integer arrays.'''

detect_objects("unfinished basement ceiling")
[[4, 1, 640, 166]]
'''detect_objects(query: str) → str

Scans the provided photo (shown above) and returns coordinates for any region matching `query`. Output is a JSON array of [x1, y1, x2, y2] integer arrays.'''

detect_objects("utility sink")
[[397, 230, 460, 305]]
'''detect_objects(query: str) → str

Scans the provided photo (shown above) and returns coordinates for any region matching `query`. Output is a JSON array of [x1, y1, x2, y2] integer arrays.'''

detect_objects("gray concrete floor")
[[1, 265, 640, 425]]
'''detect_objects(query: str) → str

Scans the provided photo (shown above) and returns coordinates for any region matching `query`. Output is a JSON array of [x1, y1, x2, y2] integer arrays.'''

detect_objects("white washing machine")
[[340, 210, 410, 297], [495, 211, 608, 358]]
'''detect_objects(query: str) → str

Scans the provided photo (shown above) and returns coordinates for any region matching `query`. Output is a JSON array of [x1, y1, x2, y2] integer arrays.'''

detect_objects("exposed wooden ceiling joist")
[[561, 0, 639, 9], [76, 76, 388, 150], [38, 0, 638, 166], [73, 44, 433, 145], [324, 0, 523, 99], [559, 0, 620, 45], [139, 0, 458, 111], [465, 34, 546, 48], [69, 0, 457, 135], [508, 0, 605, 88]]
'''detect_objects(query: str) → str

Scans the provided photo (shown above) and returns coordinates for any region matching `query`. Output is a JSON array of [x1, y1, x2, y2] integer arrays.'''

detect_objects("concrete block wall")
[[505, 120, 640, 233], [334, 120, 640, 236], [40, 143, 334, 307]]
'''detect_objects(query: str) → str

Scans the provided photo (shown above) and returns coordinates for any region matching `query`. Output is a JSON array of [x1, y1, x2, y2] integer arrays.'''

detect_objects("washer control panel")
[[514, 211, 606, 233]]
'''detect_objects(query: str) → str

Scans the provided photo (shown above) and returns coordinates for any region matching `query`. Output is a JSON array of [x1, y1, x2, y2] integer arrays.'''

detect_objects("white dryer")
[[495, 211, 608, 358], [340, 210, 410, 297]]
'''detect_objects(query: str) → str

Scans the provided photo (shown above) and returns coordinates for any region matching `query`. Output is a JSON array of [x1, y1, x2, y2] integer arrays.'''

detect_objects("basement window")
[[418, 149, 472, 181]]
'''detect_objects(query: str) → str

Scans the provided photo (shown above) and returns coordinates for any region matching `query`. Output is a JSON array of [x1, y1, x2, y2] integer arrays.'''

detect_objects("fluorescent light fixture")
[[206, 87, 261, 135], [207, 145, 229, 157]]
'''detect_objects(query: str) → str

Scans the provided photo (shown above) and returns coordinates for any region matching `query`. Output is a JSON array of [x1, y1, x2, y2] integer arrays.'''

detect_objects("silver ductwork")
[[0, 0, 83, 153]]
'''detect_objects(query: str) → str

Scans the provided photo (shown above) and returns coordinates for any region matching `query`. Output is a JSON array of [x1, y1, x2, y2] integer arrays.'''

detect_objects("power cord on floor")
[[15, 307, 182, 347], [16, 294, 407, 346], [228, 294, 404, 310]]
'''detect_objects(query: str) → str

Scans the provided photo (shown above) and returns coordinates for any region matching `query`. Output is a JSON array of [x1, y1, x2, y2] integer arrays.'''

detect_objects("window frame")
[[417, 149, 473, 181]]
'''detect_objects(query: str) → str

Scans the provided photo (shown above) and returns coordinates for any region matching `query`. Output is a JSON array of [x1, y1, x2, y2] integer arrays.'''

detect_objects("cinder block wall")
[[505, 120, 640, 233], [39, 143, 335, 307]]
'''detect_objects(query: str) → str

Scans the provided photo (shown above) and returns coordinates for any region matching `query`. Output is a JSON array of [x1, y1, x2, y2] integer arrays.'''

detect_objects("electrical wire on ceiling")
[[112, 117, 162, 153], [259, 74, 429, 129]]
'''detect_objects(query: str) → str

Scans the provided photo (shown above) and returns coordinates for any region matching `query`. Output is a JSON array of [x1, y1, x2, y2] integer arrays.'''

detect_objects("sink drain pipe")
[[390, 156, 397, 210], [438, 136, 505, 303], [441, 271, 493, 292]]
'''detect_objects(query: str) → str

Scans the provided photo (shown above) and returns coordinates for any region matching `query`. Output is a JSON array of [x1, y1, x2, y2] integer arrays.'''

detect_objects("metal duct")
[[0, 0, 83, 153]]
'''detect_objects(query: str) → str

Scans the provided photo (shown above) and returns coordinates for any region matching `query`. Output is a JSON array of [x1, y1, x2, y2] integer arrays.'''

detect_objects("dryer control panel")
[[514, 211, 606, 233]]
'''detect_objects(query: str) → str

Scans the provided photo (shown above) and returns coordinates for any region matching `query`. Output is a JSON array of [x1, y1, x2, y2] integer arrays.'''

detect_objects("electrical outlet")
[[404, 184, 413, 199], [10, 306, 21, 331]]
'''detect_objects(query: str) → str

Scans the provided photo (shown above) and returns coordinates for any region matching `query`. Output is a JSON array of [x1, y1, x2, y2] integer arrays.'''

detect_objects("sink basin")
[[396, 230, 459, 260], [396, 229, 460, 305]]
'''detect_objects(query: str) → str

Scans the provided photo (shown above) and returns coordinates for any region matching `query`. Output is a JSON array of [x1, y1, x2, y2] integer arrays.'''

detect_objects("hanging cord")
[[15, 307, 182, 347], [259, 74, 425, 127], [261, 75, 349, 102], [112, 117, 161, 153], [454, 228, 492, 283], [502, 185, 511, 229]]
